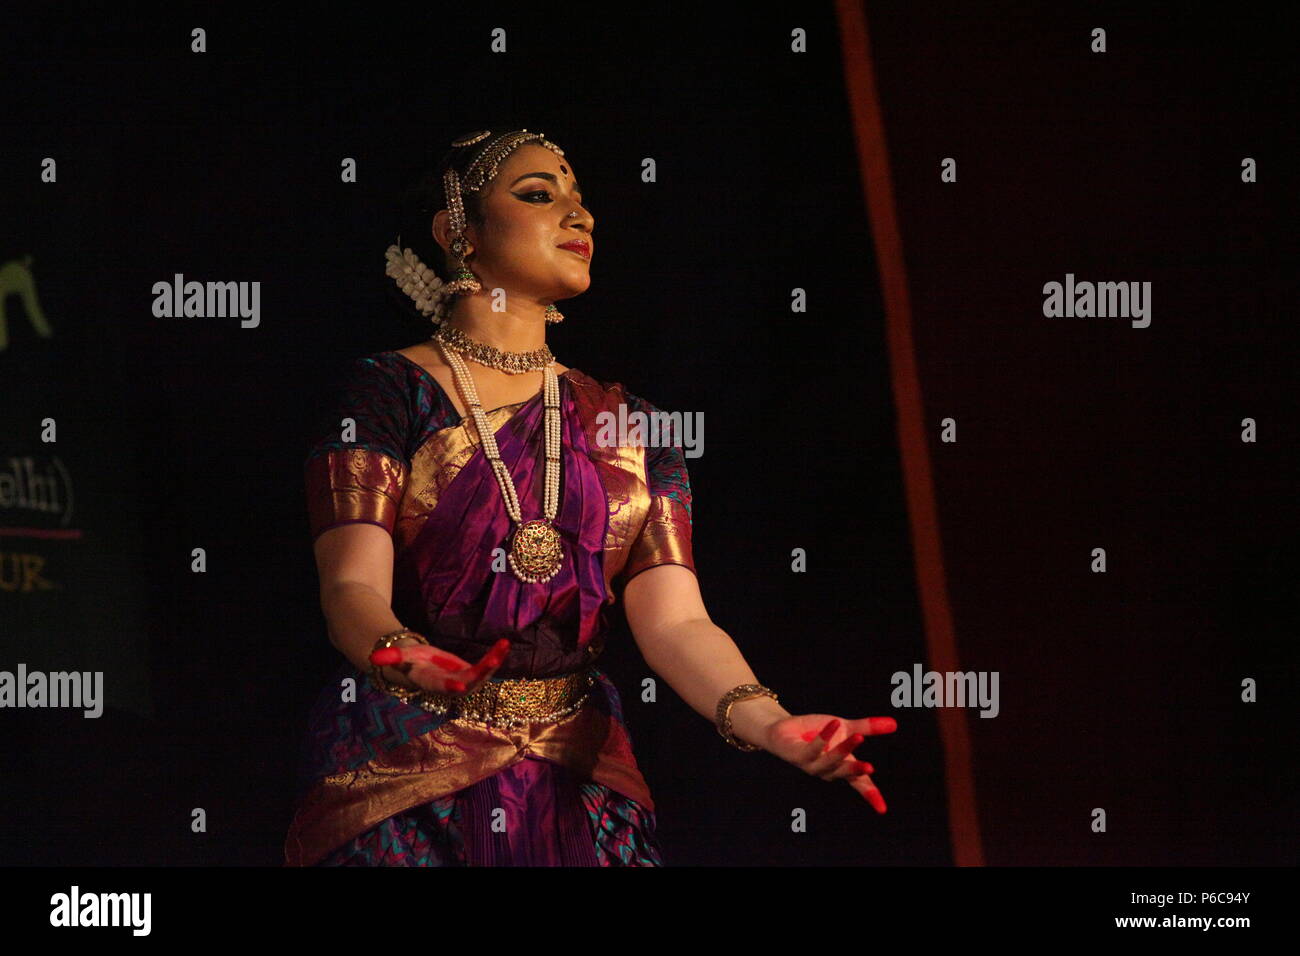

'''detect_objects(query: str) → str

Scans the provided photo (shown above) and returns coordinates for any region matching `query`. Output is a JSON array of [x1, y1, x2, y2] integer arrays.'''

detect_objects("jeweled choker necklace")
[[430, 324, 554, 374]]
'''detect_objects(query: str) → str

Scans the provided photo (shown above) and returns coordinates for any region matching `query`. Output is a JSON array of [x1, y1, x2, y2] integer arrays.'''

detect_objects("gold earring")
[[443, 235, 481, 296]]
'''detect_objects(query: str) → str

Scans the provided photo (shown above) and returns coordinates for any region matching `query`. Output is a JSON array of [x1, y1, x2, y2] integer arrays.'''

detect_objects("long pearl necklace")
[[434, 340, 564, 584]]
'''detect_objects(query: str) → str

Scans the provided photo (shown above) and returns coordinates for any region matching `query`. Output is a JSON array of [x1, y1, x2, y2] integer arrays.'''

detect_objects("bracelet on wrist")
[[715, 683, 778, 752], [370, 629, 429, 700]]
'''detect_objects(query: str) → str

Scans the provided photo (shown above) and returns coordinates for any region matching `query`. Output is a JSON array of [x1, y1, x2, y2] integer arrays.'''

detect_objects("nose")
[[565, 201, 594, 233]]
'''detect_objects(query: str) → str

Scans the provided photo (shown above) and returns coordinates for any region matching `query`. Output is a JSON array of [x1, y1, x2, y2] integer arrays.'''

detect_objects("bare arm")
[[624, 562, 895, 812], [623, 564, 791, 750], [312, 522, 418, 689], [312, 522, 506, 694]]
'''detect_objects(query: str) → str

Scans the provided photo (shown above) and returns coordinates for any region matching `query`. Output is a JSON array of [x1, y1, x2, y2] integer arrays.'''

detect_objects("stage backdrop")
[[855, 1, 1293, 864]]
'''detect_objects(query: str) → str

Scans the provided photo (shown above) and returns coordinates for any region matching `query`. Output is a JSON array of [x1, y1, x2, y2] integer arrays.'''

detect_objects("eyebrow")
[[509, 171, 583, 197]]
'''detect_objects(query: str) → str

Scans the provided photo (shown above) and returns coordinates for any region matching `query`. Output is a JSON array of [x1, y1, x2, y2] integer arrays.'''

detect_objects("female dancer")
[[284, 128, 896, 866]]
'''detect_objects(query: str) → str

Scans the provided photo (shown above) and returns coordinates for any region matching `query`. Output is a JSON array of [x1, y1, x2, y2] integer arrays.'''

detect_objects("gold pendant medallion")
[[508, 519, 563, 582]]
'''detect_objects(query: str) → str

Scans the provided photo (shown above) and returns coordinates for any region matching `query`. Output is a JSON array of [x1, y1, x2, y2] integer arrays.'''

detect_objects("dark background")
[[0, 3, 1292, 866]]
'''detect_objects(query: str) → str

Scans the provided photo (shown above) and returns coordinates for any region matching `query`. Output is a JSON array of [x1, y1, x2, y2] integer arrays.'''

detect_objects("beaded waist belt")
[[385, 666, 596, 729]]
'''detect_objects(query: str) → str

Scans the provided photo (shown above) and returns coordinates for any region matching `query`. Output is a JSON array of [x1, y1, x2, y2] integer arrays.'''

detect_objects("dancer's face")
[[435, 143, 594, 302]]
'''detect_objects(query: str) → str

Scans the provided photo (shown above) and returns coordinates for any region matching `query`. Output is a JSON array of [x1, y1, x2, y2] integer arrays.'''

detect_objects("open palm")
[[762, 713, 897, 814]]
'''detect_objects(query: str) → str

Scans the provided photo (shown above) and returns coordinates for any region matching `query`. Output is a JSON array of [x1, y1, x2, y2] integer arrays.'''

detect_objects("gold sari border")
[[305, 448, 408, 539], [283, 698, 654, 866], [622, 495, 695, 583], [395, 405, 522, 551]]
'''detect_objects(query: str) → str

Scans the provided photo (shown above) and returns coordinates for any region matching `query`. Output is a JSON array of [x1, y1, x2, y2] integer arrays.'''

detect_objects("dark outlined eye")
[[516, 189, 592, 215]]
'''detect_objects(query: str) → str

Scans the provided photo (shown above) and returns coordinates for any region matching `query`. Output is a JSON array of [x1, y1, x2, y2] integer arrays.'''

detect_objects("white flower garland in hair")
[[384, 244, 453, 325]]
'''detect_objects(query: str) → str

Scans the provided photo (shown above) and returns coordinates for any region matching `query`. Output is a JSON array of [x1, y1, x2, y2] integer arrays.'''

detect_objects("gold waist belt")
[[404, 666, 596, 729]]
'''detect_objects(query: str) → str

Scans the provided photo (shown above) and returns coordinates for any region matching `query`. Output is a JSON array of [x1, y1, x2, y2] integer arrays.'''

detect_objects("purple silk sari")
[[284, 350, 695, 866]]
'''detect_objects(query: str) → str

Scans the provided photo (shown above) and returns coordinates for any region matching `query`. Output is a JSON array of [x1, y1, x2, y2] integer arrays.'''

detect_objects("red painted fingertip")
[[857, 761, 874, 774], [476, 655, 505, 678], [819, 719, 841, 741], [370, 648, 402, 667], [800, 731, 817, 742], [865, 789, 887, 814], [868, 716, 898, 734], [446, 679, 466, 693]]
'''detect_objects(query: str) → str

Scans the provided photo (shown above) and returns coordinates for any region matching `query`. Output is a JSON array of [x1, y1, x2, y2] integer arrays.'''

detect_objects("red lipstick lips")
[[558, 240, 590, 259]]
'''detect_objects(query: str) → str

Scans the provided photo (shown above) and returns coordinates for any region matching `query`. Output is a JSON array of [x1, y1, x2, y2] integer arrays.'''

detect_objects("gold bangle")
[[375, 628, 428, 649], [370, 629, 429, 701], [716, 683, 778, 752]]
